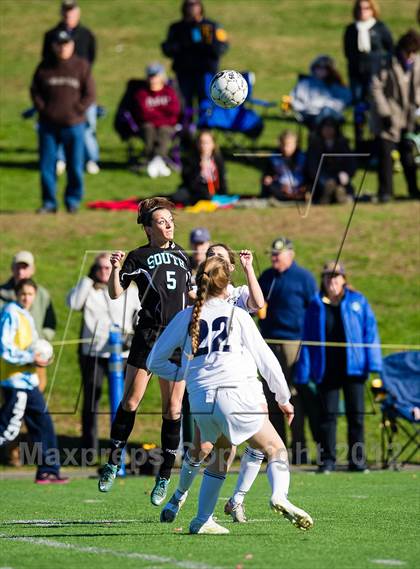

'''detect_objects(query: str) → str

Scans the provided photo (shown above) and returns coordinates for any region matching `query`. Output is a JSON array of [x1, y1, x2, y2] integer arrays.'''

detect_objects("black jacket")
[[306, 135, 357, 182], [162, 18, 228, 75], [343, 20, 393, 79], [181, 151, 227, 203], [43, 22, 96, 64]]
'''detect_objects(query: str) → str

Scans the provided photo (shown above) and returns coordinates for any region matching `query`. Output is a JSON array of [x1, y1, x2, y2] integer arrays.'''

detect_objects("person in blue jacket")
[[296, 261, 382, 473]]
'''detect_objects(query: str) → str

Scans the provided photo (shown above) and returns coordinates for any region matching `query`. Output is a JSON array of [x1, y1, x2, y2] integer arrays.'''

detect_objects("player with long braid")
[[98, 197, 191, 506], [147, 256, 313, 534], [160, 242, 266, 524]]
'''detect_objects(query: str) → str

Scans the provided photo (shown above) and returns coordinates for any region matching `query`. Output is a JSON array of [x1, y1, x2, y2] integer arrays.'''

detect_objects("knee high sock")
[[196, 469, 226, 525], [159, 417, 181, 480], [108, 403, 136, 466], [232, 446, 264, 505], [267, 458, 290, 502], [175, 451, 202, 499]]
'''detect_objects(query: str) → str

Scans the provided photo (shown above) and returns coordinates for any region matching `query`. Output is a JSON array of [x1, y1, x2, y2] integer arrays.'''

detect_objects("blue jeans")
[[39, 121, 85, 210], [56, 104, 99, 164]]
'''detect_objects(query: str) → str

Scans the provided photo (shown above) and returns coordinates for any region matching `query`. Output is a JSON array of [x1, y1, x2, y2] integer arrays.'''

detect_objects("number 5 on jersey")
[[166, 270, 177, 290]]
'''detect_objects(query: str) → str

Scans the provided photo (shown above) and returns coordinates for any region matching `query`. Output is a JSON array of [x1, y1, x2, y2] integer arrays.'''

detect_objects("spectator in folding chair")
[[306, 115, 357, 204], [131, 63, 181, 178], [343, 0, 393, 151], [171, 130, 227, 205], [290, 55, 352, 130], [261, 130, 307, 202], [0, 279, 68, 484], [161, 0, 229, 114], [296, 261, 382, 473]]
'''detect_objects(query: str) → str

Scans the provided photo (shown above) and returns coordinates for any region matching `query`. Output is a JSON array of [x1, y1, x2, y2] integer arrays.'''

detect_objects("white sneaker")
[[56, 160, 66, 176], [160, 491, 188, 523], [224, 498, 247, 523], [156, 156, 171, 177], [189, 516, 230, 535], [147, 157, 160, 178], [270, 497, 313, 531], [86, 160, 100, 175]]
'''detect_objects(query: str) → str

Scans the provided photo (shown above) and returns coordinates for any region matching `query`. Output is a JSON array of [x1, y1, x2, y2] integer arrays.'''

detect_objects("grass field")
[[0, 471, 419, 569], [1, 0, 420, 450]]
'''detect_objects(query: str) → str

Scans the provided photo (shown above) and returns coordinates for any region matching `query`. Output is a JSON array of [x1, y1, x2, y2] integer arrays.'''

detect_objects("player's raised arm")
[[108, 250, 125, 299], [239, 249, 264, 311]]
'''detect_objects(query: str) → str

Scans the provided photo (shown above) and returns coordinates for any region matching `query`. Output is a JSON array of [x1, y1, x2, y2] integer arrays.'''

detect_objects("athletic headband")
[[137, 205, 164, 226]]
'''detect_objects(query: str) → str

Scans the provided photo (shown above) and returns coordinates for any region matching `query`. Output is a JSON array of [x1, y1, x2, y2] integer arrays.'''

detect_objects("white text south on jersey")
[[119, 242, 191, 329]]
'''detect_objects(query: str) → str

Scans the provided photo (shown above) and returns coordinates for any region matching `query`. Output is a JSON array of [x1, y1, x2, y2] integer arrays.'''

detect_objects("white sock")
[[196, 469, 226, 524], [176, 452, 202, 498], [267, 459, 290, 502], [232, 446, 264, 505]]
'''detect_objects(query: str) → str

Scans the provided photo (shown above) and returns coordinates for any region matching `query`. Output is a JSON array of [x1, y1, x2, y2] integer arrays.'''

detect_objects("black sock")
[[159, 417, 181, 479], [108, 404, 136, 466]]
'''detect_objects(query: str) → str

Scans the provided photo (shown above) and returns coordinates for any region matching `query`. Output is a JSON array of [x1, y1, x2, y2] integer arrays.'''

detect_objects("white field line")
[[0, 534, 223, 569]]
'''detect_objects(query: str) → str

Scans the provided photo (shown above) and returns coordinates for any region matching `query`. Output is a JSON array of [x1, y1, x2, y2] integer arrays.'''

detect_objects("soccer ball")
[[210, 70, 248, 109], [33, 339, 54, 362]]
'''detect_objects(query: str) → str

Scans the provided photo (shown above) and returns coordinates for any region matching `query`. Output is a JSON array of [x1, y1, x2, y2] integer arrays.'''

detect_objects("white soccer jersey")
[[147, 297, 290, 405], [226, 284, 250, 312]]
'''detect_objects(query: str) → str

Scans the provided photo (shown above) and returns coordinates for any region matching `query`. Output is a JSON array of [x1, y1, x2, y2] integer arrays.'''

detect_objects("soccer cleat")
[[160, 491, 188, 523], [270, 497, 313, 531], [189, 516, 230, 535], [151, 476, 170, 506], [224, 498, 247, 523], [98, 463, 118, 493], [35, 473, 69, 485]]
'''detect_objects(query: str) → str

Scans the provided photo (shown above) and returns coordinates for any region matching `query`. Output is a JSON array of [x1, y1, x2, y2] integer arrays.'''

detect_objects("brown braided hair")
[[190, 256, 230, 355]]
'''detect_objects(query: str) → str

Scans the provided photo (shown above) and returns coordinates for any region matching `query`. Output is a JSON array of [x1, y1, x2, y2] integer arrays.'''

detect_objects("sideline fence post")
[[108, 325, 126, 477]]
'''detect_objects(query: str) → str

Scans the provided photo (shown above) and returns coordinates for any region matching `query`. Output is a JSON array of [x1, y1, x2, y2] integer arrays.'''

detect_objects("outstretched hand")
[[110, 251, 125, 270], [239, 249, 253, 270]]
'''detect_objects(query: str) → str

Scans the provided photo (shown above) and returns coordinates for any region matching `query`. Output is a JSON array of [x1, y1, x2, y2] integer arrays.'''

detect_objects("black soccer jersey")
[[119, 242, 191, 329]]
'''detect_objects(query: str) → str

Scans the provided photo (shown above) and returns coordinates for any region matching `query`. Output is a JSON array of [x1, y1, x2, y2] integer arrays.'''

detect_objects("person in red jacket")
[[132, 63, 181, 178]]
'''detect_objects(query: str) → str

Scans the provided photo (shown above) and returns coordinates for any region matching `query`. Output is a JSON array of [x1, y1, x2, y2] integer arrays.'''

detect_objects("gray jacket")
[[370, 54, 420, 142]]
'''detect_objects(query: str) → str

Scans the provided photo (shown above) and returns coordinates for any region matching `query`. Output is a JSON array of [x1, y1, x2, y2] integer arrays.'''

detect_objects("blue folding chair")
[[375, 351, 420, 468]]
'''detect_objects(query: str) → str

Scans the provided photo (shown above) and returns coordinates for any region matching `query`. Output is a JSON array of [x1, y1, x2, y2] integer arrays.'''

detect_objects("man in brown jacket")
[[370, 29, 420, 202], [31, 29, 95, 213]]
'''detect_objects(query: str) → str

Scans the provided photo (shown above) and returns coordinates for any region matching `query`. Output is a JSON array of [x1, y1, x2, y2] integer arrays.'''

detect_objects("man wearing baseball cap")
[[31, 24, 95, 213], [42, 1, 100, 176], [189, 227, 211, 280], [258, 237, 318, 464], [0, 252, 56, 345]]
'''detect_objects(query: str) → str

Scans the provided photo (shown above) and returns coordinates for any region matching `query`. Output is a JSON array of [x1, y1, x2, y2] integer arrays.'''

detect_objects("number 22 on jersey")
[[195, 316, 231, 357]]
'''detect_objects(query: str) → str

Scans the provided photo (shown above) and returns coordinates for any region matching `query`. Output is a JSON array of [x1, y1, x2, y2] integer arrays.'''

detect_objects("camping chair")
[[372, 351, 420, 469], [197, 71, 266, 149]]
